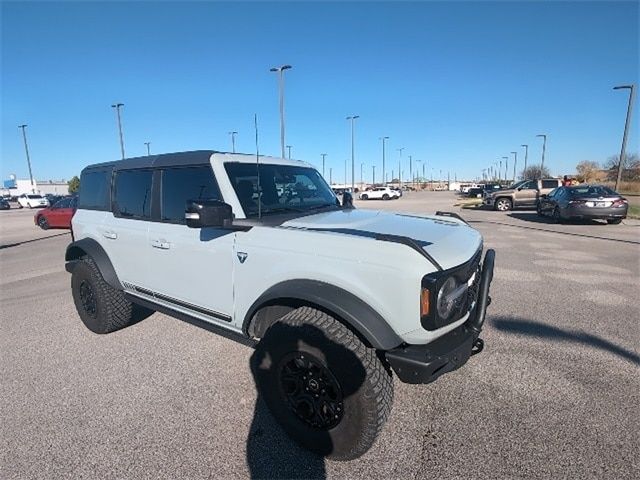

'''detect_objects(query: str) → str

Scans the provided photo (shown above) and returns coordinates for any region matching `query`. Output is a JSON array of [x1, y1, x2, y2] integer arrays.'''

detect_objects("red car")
[[34, 196, 77, 230]]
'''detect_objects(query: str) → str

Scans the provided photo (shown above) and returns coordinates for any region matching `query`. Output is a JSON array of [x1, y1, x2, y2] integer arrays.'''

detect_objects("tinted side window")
[[542, 180, 559, 189], [113, 170, 153, 219], [54, 197, 72, 209], [78, 170, 110, 210], [521, 181, 537, 190], [161, 166, 220, 224]]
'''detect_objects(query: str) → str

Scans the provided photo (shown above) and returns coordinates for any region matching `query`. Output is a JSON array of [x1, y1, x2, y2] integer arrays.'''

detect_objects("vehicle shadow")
[[0, 231, 70, 250], [491, 316, 640, 366], [507, 212, 604, 225]]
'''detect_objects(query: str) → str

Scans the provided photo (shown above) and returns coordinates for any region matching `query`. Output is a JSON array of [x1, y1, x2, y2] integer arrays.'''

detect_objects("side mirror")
[[342, 191, 355, 209], [185, 199, 233, 228], [516, 187, 522, 191]]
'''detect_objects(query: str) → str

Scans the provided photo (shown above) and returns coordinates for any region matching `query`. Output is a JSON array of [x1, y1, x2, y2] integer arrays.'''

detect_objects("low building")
[[1, 177, 69, 197]]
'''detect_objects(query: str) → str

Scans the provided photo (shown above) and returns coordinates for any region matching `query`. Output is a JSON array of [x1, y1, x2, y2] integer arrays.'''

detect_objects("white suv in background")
[[65, 150, 495, 460], [17, 194, 49, 209], [359, 186, 399, 200]]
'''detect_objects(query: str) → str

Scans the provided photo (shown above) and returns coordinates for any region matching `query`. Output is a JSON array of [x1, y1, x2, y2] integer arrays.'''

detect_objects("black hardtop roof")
[[82, 150, 233, 172]]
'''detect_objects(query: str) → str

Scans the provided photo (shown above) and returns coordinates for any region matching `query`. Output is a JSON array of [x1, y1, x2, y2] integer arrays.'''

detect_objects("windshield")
[[27, 195, 43, 199], [507, 180, 527, 189], [225, 162, 339, 217]]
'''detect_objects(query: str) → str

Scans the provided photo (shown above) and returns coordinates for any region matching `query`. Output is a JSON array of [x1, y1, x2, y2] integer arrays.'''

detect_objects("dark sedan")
[[537, 185, 628, 224], [0, 198, 10, 210]]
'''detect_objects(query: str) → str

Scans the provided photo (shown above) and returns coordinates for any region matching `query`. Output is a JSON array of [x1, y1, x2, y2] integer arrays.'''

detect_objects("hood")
[[282, 209, 482, 270]]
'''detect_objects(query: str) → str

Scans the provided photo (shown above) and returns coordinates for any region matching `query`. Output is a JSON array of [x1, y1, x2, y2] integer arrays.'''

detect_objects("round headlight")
[[437, 276, 458, 319]]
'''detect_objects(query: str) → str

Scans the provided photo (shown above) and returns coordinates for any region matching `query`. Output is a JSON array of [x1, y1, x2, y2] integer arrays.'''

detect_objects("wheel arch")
[[65, 237, 122, 290], [243, 280, 404, 351]]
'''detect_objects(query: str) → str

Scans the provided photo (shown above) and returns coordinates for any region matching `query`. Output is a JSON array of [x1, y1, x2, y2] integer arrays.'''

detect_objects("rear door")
[[143, 165, 236, 325], [101, 169, 153, 287]]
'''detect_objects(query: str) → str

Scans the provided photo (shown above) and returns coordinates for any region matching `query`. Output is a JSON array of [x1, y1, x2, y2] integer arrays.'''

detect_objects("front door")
[[144, 165, 236, 326], [515, 180, 539, 206]]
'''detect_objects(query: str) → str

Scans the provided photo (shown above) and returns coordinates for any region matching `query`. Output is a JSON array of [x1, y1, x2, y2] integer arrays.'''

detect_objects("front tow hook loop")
[[471, 338, 484, 356]]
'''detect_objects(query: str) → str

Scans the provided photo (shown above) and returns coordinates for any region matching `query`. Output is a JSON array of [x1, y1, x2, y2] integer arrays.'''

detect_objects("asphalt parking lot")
[[1, 192, 639, 479]]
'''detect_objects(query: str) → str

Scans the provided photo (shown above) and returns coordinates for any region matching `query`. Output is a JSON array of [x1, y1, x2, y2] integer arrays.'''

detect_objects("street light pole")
[[330, 167, 333, 185], [502, 156, 509, 182], [511, 151, 518, 183], [380, 136, 389, 184], [498, 160, 502, 183], [269, 64, 292, 158], [228, 131, 238, 153], [409, 155, 413, 189], [346, 115, 359, 192], [17, 124, 35, 193], [613, 84, 636, 191], [144, 142, 151, 156], [536, 134, 547, 175], [360, 162, 365, 187], [372, 165, 376, 184], [321, 153, 327, 178], [111, 103, 125, 159], [286, 145, 292, 159], [396, 148, 404, 188], [521, 144, 528, 178]]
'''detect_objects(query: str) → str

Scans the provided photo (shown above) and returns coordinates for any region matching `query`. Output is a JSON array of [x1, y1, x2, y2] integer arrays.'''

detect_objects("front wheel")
[[607, 218, 623, 225], [536, 203, 544, 217], [252, 307, 394, 461], [37, 216, 49, 230], [361, 194, 368, 200], [494, 197, 512, 211]]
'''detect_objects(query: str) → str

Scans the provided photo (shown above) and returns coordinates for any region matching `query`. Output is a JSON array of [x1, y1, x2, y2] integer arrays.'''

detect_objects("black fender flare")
[[65, 238, 122, 290], [243, 279, 404, 351]]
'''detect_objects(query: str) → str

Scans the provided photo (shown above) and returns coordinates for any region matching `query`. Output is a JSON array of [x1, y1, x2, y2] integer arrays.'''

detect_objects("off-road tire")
[[38, 216, 49, 230], [607, 218, 622, 225], [382, 193, 390, 200], [494, 197, 512, 211], [361, 194, 368, 200], [253, 306, 394, 460], [71, 256, 152, 334]]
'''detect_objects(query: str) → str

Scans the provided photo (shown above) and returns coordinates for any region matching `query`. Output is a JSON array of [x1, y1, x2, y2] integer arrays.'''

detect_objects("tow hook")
[[471, 338, 484, 356]]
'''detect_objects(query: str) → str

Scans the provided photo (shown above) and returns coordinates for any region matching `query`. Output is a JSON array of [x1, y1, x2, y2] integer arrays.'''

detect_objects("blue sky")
[[2, 1, 638, 183]]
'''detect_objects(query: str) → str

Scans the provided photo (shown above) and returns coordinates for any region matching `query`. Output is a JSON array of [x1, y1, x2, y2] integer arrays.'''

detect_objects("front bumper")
[[386, 249, 495, 384]]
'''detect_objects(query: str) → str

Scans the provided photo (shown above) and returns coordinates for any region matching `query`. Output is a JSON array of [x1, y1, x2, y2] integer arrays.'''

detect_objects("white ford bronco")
[[66, 151, 495, 460]]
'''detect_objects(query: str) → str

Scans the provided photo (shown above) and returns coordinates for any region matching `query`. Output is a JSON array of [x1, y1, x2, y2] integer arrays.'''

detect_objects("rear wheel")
[[553, 207, 563, 223], [494, 197, 512, 211], [253, 307, 394, 460], [607, 218, 622, 225], [71, 256, 152, 334], [382, 194, 390, 200], [37, 216, 49, 230]]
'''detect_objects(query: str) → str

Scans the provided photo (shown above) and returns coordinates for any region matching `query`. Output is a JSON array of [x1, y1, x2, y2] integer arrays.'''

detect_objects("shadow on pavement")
[[0, 231, 70, 250], [507, 212, 604, 226], [491, 316, 640, 365]]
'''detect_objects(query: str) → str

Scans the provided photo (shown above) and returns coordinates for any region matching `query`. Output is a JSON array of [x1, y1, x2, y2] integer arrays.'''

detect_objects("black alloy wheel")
[[79, 280, 97, 318], [278, 351, 344, 430], [553, 207, 562, 223], [382, 194, 389, 200], [361, 194, 368, 200], [38, 216, 49, 230]]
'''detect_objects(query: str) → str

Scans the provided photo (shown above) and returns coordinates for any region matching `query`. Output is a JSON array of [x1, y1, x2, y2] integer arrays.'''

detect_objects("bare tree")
[[605, 153, 640, 182], [521, 164, 550, 180], [575, 160, 600, 182]]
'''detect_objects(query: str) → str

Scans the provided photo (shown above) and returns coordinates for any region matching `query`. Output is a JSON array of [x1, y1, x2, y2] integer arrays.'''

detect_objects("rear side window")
[[113, 170, 153, 219], [78, 170, 110, 210], [542, 180, 559, 189], [161, 166, 221, 224]]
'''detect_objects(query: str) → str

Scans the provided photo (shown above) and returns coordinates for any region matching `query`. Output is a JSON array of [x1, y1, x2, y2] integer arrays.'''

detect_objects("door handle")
[[102, 231, 118, 240], [151, 239, 171, 250]]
